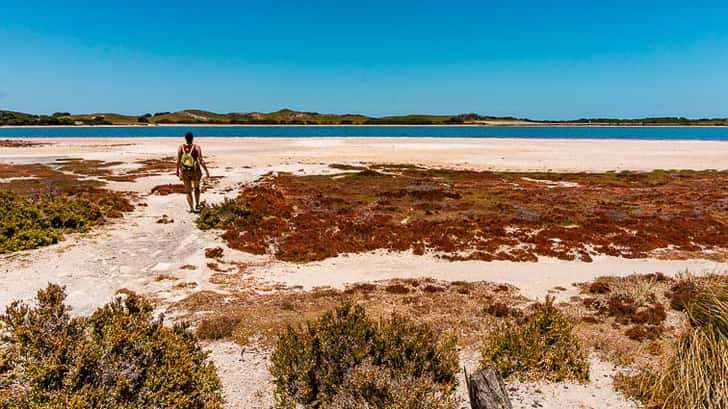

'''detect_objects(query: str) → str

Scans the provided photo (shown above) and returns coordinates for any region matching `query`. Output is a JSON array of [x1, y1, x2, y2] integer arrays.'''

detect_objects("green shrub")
[[270, 304, 458, 408], [196, 198, 252, 230], [0, 284, 223, 409], [0, 191, 108, 253], [480, 296, 589, 382], [327, 361, 457, 409]]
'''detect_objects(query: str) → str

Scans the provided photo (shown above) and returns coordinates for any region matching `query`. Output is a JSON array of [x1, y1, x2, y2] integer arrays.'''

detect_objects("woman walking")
[[176, 131, 210, 213]]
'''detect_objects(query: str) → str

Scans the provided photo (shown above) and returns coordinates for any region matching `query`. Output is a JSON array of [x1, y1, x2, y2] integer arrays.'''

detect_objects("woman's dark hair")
[[184, 131, 194, 143]]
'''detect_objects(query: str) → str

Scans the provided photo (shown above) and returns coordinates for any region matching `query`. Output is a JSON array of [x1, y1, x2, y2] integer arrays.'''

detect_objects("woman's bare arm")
[[176, 145, 182, 178]]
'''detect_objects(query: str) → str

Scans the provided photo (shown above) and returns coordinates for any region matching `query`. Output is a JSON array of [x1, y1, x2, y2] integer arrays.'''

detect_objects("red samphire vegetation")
[[0, 163, 134, 215], [198, 165, 727, 263]]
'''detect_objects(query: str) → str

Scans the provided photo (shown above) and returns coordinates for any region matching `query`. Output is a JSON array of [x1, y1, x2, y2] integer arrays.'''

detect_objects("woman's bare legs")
[[183, 178, 194, 212], [193, 175, 202, 211]]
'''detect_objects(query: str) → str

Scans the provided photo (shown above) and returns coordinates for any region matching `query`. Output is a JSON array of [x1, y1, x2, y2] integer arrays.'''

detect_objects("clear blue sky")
[[1, 1, 727, 119]]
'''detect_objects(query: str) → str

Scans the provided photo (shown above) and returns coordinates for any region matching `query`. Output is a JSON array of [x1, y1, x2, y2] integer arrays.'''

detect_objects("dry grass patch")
[[569, 303, 672, 368], [195, 315, 243, 341], [566, 274, 685, 367], [679, 273, 728, 333], [208, 268, 250, 288], [575, 273, 676, 351], [172, 290, 229, 312], [168, 279, 526, 348], [616, 326, 728, 409], [614, 274, 728, 409]]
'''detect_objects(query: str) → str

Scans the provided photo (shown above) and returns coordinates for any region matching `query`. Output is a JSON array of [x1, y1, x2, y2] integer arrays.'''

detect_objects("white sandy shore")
[[1, 137, 726, 172], [1, 138, 726, 408]]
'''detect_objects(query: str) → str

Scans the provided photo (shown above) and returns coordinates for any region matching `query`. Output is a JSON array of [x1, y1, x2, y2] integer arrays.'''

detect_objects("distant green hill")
[[543, 117, 728, 126], [1, 109, 726, 126], [0, 111, 76, 126]]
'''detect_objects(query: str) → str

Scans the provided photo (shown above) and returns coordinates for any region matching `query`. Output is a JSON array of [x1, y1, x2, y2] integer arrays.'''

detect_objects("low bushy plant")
[[480, 296, 589, 382], [196, 198, 252, 230], [327, 361, 457, 409], [196, 315, 242, 340], [270, 304, 458, 408], [0, 191, 109, 253], [0, 284, 223, 409]]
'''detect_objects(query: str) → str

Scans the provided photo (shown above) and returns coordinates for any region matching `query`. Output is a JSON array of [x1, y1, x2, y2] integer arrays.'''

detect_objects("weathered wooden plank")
[[466, 366, 512, 409]]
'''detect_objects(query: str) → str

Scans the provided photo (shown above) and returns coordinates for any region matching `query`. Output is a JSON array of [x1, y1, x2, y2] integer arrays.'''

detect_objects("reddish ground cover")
[[53, 157, 177, 182], [150, 176, 223, 196], [150, 184, 186, 195], [0, 163, 134, 215], [0, 139, 48, 147], [199, 165, 728, 263]]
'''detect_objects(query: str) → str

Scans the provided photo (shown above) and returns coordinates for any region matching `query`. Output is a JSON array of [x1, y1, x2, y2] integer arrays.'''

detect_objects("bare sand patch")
[[254, 251, 722, 301]]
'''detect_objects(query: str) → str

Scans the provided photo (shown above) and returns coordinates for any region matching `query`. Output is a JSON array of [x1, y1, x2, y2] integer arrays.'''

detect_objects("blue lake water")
[[1, 125, 727, 140]]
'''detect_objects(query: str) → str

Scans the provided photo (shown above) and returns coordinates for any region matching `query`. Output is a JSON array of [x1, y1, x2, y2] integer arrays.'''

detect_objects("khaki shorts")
[[181, 168, 202, 190]]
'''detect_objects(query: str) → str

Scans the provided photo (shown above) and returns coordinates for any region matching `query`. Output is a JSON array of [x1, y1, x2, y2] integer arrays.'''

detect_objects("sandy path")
[[0, 176, 226, 315]]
